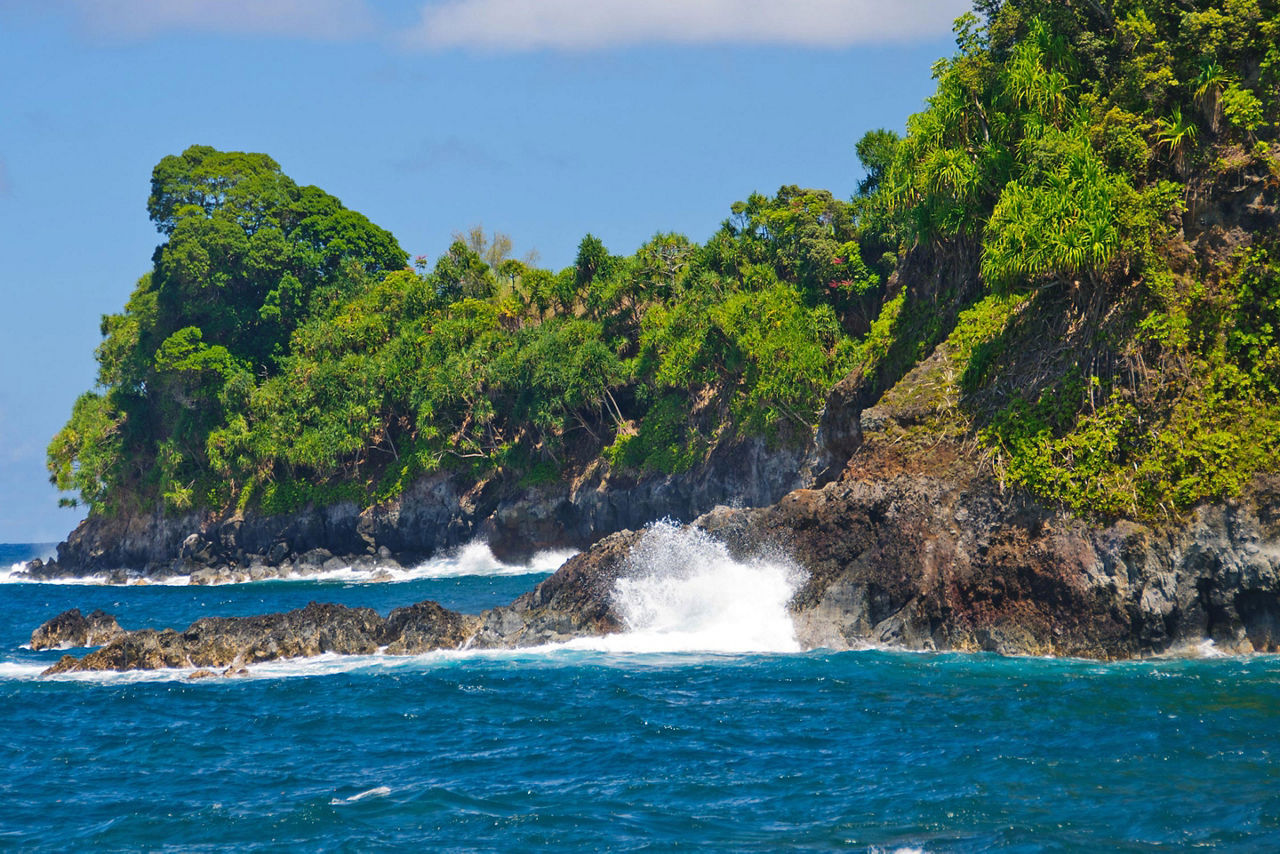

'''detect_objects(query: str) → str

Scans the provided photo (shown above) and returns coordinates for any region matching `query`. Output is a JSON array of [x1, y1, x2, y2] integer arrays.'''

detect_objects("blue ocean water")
[[3, 535, 1280, 852]]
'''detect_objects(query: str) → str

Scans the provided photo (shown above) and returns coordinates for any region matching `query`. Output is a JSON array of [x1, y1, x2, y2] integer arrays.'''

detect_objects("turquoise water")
[[3, 539, 1280, 851]]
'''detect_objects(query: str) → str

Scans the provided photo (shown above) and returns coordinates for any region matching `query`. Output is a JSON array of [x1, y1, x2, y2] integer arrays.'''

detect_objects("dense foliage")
[[860, 0, 1280, 517], [51, 148, 871, 515]]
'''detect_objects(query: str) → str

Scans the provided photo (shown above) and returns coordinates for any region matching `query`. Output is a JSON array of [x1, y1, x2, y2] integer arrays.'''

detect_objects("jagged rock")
[[43, 602, 385, 674], [30, 608, 125, 650], [469, 529, 639, 648], [692, 459, 1280, 658], [298, 548, 333, 568], [188, 669, 217, 680], [41, 598, 496, 674], [381, 601, 481, 654], [266, 541, 289, 566], [45, 628, 189, 673]]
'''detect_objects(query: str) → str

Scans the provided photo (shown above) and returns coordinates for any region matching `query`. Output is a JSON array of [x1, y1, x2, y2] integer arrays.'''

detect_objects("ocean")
[[2, 535, 1278, 851]]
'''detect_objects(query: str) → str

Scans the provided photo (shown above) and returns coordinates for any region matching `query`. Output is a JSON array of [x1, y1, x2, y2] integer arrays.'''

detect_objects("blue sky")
[[0, 0, 968, 543]]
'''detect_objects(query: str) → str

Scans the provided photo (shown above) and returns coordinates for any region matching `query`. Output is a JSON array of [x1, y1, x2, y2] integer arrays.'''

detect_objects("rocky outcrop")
[[468, 529, 639, 648], [33, 179, 1280, 665], [30, 608, 124, 650], [693, 330, 1280, 658], [382, 601, 481, 654], [43, 600, 482, 675], [691, 470, 1280, 658], [29, 434, 810, 582]]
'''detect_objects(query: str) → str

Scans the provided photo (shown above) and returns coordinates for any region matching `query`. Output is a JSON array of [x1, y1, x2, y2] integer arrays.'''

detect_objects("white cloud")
[[69, 0, 376, 42], [407, 0, 972, 50]]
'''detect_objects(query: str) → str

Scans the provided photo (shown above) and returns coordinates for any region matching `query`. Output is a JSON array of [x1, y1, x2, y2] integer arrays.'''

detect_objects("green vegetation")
[[865, 0, 1280, 518], [51, 0, 1280, 524], [51, 150, 871, 515]]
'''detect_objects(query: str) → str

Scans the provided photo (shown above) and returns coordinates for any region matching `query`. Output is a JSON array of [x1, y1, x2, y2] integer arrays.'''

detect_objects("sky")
[[0, 0, 969, 543]]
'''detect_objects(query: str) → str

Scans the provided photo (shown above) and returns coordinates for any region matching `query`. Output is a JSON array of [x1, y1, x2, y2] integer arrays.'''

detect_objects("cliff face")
[[697, 469, 1280, 658], [481, 326, 1280, 660], [31, 433, 811, 580], [695, 318, 1280, 658]]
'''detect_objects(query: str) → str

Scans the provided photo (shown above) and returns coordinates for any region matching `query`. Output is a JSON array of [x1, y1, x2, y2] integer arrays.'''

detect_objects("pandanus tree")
[[1156, 106, 1198, 177], [1194, 60, 1229, 134]]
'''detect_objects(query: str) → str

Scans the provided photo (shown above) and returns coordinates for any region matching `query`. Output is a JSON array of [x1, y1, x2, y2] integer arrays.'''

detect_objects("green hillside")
[[50, 0, 1280, 523]]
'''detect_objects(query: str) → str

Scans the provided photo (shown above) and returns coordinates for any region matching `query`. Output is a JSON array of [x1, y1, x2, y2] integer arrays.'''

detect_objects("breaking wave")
[[570, 520, 805, 654]]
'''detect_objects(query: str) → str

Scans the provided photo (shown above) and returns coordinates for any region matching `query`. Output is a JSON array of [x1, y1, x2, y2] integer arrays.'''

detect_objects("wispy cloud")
[[406, 0, 971, 51], [68, 0, 376, 42]]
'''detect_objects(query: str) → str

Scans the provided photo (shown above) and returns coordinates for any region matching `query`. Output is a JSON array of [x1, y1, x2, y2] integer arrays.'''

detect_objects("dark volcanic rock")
[[46, 602, 386, 674], [381, 601, 481, 654], [30, 609, 124, 650], [42, 595, 528, 674], [39, 537, 643, 672], [44, 629, 189, 673], [44, 431, 810, 581], [690, 437, 1280, 657], [469, 529, 639, 648]]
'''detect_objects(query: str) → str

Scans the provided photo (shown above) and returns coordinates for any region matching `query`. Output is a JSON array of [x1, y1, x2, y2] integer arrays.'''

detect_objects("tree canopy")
[[51, 146, 867, 516]]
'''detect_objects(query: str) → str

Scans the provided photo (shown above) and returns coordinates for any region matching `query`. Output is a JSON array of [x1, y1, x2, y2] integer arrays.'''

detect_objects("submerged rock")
[[30, 609, 125, 651]]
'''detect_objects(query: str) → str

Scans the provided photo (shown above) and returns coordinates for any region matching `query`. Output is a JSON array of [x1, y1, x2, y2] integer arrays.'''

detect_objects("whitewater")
[[2, 529, 1278, 850]]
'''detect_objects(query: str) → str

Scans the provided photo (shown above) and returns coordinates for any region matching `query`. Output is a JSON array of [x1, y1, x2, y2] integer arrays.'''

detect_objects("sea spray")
[[577, 520, 805, 654]]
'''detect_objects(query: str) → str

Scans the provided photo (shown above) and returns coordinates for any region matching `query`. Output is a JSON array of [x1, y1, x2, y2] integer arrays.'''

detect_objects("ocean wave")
[[331, 786, 392, 805], [16, 647, 772, 684]]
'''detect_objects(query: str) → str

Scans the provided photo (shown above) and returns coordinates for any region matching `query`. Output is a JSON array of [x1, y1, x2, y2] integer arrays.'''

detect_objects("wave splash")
[[574, 520, 805, 654]]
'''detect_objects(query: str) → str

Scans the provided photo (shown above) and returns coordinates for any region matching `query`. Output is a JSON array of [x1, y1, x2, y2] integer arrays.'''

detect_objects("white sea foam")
[[566, 520, 805, 654], [0, 563, 116, 586], [23, 649, 549, 683], [0, 662, 49, 681], [0, 541, 575, 587], [1151, 638, 1231, 659]]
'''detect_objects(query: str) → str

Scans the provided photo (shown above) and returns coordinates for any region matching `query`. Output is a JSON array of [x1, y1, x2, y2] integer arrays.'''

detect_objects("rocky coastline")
[[36, 463, 1280, 675], [30, 238, 1280, 670], [35, 342, 1280, 673], [23, 433, 810, 584]]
